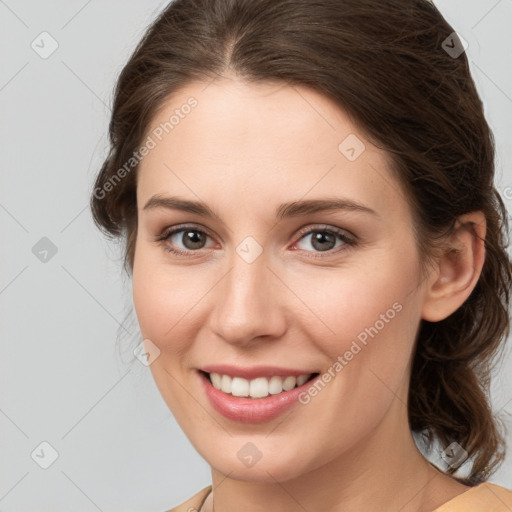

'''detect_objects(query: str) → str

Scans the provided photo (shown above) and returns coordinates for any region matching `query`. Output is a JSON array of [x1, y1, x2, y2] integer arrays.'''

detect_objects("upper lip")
[[200, 364, 319, 380]]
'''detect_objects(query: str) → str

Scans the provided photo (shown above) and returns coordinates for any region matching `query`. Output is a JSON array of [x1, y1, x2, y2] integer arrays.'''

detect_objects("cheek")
[[132, 243, 169, 338], [132, 258, 163, 340], [298, 251, 421, 398], [302, 258, 416, 349], [132, 255, 204, 410], [132, 250, 211, 354]]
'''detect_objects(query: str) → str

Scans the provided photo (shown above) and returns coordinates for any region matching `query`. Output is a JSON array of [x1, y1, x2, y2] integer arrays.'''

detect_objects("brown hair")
[[90, 0, 512, 485]]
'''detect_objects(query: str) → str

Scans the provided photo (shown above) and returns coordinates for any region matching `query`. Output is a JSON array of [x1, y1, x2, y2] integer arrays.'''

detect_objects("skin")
[[132, 75, 486, 512]]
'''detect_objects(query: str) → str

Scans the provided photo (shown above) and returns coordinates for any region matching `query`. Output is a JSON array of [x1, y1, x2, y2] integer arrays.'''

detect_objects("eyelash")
[[155, 223, 357, 259]]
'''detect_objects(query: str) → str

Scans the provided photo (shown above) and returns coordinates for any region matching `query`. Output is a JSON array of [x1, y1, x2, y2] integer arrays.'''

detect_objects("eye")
[[292, 225, 356, 257], [156, 224, 215, 256], [156, 223, 357, 259]]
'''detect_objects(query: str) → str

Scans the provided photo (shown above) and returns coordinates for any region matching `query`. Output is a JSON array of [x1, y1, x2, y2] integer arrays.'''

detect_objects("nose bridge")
[[210, 240, 285, 344]]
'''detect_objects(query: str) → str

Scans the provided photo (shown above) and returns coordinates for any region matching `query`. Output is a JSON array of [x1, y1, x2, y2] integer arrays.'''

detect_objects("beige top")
[[165, 482, 512, 512]]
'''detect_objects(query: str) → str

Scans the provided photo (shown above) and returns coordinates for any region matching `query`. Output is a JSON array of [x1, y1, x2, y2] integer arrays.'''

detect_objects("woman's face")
[[132, 76, 429, 482]]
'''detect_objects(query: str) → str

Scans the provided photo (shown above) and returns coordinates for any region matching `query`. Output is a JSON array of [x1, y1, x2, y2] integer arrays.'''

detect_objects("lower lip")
[[198, 371, 320, 424]]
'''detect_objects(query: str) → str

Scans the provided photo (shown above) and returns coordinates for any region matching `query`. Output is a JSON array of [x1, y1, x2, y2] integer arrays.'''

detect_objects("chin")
[[197, 439, 321, 483]]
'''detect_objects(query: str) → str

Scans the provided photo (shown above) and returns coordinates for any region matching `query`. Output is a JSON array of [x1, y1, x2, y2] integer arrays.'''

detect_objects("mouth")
[[198, 368, 322, 423], [199, 370, 320, 399]]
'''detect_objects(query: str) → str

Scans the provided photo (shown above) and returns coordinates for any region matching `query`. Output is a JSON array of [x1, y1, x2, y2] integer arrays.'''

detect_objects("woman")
[[90, 0, 512, 510]]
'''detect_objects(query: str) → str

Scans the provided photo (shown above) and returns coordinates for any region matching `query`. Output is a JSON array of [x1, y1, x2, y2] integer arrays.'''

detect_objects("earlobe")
[[421, 212, 486, 322]]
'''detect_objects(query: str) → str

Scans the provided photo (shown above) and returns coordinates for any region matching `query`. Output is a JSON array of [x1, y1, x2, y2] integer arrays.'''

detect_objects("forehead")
[[136, 76, 409, 221]]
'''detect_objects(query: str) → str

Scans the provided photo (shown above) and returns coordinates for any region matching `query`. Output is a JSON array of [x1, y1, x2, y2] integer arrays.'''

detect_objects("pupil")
[[184, 231, 205, 249], [312, 231, 335, 251]]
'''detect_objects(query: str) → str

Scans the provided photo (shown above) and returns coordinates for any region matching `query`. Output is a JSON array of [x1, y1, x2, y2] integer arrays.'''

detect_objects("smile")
[[207, 372, 317, 398], [198, 369, 321, 423]]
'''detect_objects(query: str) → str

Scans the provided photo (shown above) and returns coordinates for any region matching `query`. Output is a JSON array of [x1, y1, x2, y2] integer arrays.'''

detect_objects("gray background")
[[0, 1, 511, 510]]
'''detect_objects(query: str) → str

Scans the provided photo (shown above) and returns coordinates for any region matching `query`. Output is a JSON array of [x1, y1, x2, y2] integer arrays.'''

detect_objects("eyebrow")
[[142, 195, 378, 220]]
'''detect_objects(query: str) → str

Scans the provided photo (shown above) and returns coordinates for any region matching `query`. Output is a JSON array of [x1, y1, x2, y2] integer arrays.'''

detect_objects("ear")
[[421, 211, 486, 322]]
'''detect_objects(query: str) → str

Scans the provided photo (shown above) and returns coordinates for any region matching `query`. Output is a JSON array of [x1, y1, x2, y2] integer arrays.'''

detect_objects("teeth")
[[250, 377, 269, 398], [210, 372, 222, 389], [221, 374, 232, 394], [268, 376, 284, 395], [282, 376, 297, 391], [208, 372, 313, 398], [232, 377, 249, 397], [296, 374, 309, 386]]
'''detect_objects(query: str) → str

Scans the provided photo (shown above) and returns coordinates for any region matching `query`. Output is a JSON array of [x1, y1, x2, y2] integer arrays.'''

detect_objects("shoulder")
[[163, 485, 212, 512], [433, 482, 512, 511]]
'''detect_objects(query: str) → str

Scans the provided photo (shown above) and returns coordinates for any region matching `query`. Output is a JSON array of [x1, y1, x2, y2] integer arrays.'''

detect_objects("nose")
[[208, 246, 287, 347]]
